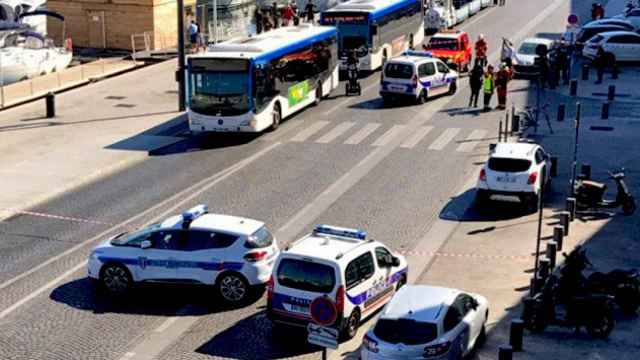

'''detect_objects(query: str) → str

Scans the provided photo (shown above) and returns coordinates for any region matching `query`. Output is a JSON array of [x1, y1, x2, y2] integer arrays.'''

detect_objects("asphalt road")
[[0, 0, 588, 359]]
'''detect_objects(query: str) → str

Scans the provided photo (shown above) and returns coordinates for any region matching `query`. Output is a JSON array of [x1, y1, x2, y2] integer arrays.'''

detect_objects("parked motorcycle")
[[563, 247, 640, 314], [574, 168, 636, 215], [523, 273, 615, 338]]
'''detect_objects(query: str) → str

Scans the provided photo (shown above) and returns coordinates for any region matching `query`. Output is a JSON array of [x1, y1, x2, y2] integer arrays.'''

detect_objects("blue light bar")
[[182, 204, 208, 222], [313, 224, 367, 240], [403, 50, 433, 57]]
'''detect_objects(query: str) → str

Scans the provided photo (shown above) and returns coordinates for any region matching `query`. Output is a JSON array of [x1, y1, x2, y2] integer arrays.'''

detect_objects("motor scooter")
[[345, 63, 361, 96], [574, 168, 636, 215]]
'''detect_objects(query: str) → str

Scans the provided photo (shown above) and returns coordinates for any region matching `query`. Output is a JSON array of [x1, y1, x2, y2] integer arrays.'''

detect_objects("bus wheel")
[[270, 103, 281, 131], [314, 82, 323, 106]]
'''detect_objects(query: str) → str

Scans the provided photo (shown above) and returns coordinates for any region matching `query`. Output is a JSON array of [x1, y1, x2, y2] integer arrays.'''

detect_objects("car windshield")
[[188, 58, 250, 116], [245, 226, 274, 249], [488, 158, 532, 172], [384, 63, 414, 79], [373, 318, 439, 345], [277, 259, 335, 293], [110, 224, 161, 246], [427, 37, 458, 50], [518, 42, 543, 55]]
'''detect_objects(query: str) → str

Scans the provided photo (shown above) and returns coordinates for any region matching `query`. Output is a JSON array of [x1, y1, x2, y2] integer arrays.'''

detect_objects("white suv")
[[380, 51, 458, 104], [476, 142, 551, 211], [88, 205, 278, 303], [267, 225, 408, 340]]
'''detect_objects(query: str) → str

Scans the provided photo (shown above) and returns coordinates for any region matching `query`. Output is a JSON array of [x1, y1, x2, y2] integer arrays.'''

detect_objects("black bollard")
[[546, 241, 558, 270], [499, 346, 513, 360], [608, 85, 616, 101], [539, 258, 550, 279], [581, 164, 591, 179], [581, 64, 589, 80], [510, 319, 524, 352], [553, 226, 564, 251], [602, 101, 610, 120], [45, 92, 55, 118], [550, 156, 558, 178], [499, 121, 503, 142], [560, 211, 570, 236], [557, 103, 565, 122], [570, 79, 578, 96], [522, 296, 534, 320], [566, 197, 576, 221], [512, 114, 520, 134]]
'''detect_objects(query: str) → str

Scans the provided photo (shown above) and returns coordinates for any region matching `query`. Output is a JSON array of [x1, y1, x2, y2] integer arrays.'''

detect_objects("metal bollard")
[[581, 64, 589, 80], [539, 258, 551, 279], [608, 85, 616, 101], [510, 319, 524, 352], [570, 79, 578, 96], [499, 346, 514, 360], [512, 113, 520, 134], [45, 92, 55, 118], [553, 226, 564, 251], [560, 211, 570, 236], [557, 103, 565, 122], [581, 164, 591, 180], [546, 241, 558, 270], [499, 121, 503, 142], [550, 156, 558, 178], [566, 197, 576, 221], [601, 101, 610, 120]]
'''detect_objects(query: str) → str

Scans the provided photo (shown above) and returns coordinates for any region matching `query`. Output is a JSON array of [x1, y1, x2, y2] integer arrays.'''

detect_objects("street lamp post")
[[177, 0, 186, 111], [212, 0, 218, 43], [570, 102, 582, 196]]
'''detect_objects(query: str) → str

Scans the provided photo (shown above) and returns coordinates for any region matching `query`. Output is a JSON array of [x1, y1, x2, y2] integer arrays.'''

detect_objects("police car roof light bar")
[[313, 224, 367, 240], [181, 204, 209, 229], [403, 50, 433, 58]]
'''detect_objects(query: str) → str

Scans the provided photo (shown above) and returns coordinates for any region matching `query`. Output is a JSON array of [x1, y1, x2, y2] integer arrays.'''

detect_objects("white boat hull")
[[1, 47, 72, 85]]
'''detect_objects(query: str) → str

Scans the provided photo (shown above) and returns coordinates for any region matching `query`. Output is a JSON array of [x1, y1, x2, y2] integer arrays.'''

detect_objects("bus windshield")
[[337, 24, 370, 57], [188, 58, 250, 116]]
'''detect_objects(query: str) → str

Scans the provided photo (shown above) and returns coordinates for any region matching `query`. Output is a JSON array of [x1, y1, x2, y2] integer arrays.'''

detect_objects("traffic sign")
[[567, 14, 579, 25], [310, 296, 338, 326], [307, 323, 339, 350]]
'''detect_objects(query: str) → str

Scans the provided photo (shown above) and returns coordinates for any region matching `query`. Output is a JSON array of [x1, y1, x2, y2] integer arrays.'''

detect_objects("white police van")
[[88, 204, 278, 303], [266, 225, 408, 340], [379, 50, 458, 104]]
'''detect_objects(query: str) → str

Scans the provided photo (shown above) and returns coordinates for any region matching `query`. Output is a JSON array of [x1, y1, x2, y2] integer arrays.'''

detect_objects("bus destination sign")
[[321, 12, 368, 24]]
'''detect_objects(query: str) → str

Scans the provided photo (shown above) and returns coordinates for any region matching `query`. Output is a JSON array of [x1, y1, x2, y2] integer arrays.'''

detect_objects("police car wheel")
[[416, 90, 426, 104], [100, 263, 132, 294], [448, 81, 457, 95], [217, 273, 249, 303], [343, 309, 361, 340]]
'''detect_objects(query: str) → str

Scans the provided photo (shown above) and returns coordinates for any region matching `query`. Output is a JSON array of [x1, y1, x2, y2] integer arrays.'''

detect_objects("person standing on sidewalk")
[[305, 1, 316, 24], [282, 2, 295, 26], [495, 63, 512, 109], [475, 34, 488, 67], [271, 2, 280, 28], [469, 63, 483, 107], [482, 64, 495, 111], [594, 46, 606, 84], [188, 20, 199, 53]]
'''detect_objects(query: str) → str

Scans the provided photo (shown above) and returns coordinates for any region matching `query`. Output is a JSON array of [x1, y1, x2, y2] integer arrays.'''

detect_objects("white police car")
[[87, 204, 278, 303], [380, 51, 458, 104], [361, 285, 489, 360], [476, 142, 551, 211], [266, 225, 408, 340]]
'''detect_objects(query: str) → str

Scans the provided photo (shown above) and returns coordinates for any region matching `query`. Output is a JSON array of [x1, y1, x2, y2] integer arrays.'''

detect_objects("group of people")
[[468, 34, 512, 111], [255, 1, 316, 34]]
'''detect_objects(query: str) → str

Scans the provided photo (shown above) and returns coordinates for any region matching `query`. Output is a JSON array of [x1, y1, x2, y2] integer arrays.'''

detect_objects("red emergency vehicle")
[[424, 30, 472, 72]]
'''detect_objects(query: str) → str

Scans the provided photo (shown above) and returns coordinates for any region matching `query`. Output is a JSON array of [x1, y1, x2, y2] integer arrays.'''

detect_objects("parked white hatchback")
[[582, 31, 640, 62], [361, 285, 489, 360]]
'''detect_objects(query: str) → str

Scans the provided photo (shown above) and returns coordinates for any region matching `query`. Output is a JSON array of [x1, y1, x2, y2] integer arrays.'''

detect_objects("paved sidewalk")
[[0, 59, 186, 221]]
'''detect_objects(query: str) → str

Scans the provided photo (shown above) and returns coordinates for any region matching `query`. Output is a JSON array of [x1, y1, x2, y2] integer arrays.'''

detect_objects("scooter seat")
[[582, 180, 606, 190]]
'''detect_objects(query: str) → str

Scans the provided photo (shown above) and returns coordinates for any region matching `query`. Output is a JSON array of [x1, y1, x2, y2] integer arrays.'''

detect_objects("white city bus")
[[186, 25, 339, 133], [320, 0, 424, 71]]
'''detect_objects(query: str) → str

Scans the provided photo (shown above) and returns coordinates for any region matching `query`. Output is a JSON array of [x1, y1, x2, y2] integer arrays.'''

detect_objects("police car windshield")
[[518, 42, 542, 55], [384, 63, 414, 79], [488, 158, 532, 172], [373, 318, 438, 345], [110, 224, 161, 246], [277, 259, 335, 293]]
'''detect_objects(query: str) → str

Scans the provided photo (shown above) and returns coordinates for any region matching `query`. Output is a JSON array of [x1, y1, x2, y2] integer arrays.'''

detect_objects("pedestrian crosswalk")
[[286, 121, 488, 152]]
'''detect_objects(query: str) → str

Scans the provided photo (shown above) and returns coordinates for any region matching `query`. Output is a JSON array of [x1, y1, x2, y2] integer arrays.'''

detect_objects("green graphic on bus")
[[288, 80, 309, 107]]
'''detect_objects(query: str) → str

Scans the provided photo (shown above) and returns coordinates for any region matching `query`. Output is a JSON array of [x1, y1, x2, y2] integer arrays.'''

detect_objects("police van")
[[379, 50, 458, 104], [87, 204, 278, 303], [266, 225, 408, 340]]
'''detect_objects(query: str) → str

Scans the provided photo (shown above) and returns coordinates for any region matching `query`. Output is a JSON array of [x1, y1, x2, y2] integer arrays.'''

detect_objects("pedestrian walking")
[[482, 64, 495, 111], [469, 63, 483, 107], [305, 1, 315, 24], [264, 16, 273, 32], [495, 63, 512, 109], [283, 2, 295, 26], [271, 2, 280, 28], [255, 8, 263, 34], [594, 46, 606, 84], [555, 42, 570, 84], [188, 20, 199, 52], [475, 34, 488, 67]]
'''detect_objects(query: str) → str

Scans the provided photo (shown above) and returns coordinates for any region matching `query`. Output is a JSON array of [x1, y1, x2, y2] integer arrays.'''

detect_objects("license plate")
[[288, 304, 309, 313], [497, 176, 516, 183], [389, 85, 406, 92]]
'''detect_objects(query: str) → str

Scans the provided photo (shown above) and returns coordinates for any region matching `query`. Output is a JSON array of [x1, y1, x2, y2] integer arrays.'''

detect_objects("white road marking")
[[343, 123, 381, 145], [0, 142, 282, 319], [323, 82, 378, 116], [456, 129, 488, 152], [117, 352, 136, 360], [400, 125, 434, 149], [289, 120, 330, 142], [428, 128, 461, 151], [315, 122, 355, 144], [371, 125, 406, 147], [154, 316, 179, 333]]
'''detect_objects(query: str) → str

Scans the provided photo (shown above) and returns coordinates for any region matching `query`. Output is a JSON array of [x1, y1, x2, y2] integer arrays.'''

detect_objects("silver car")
[[361, 285, 489, 360]]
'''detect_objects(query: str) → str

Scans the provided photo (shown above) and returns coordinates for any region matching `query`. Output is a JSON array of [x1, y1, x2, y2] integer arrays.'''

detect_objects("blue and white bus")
[[320, 0, 424, 71], [186, 25, 339, 133]]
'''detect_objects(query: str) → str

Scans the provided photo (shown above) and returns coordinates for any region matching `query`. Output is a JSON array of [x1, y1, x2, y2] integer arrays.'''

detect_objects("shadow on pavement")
[[50, 277, 264, 316]]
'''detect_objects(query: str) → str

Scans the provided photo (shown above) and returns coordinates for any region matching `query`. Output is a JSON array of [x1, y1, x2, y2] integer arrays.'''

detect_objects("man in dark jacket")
[[469, 64, 483, 107], [594, 46, 606, 84]]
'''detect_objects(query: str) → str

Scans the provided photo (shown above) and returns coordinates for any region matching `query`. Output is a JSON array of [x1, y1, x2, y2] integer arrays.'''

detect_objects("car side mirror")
[[141, 240, 152, 249]]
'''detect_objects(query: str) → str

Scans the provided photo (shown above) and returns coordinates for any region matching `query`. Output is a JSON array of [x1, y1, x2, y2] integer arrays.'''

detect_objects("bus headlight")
[[249, 119, 258, 129]]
